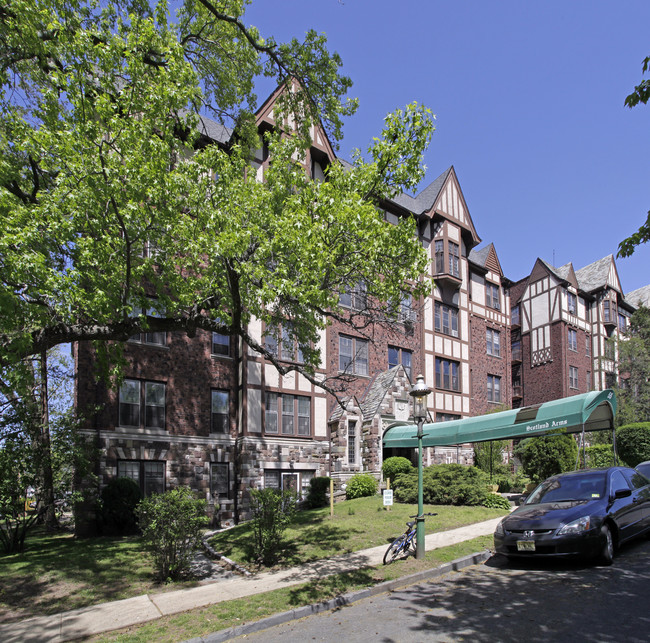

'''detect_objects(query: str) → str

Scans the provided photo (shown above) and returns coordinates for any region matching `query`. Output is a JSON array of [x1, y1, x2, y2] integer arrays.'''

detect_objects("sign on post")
[[383, 489, 393, 506]]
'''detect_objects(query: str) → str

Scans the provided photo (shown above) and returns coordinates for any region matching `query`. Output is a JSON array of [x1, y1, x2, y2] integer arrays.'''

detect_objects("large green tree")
[[615, 304, 650, 425], [0, 0, 434, 395], [619, 55, 650, 258]]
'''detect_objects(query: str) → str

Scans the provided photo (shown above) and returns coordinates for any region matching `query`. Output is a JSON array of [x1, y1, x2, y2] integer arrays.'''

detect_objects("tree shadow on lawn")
[[276, 522, 366, 567], [0, 529, 198, 620], [210, 515, 365, 569]]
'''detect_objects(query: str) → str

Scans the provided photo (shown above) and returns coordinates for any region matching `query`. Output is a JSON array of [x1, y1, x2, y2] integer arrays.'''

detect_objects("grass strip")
[[91, 535, 495, 643]]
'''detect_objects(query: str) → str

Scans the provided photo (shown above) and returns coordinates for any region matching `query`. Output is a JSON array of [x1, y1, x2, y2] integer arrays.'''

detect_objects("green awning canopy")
[[382, 389, 617, 448]]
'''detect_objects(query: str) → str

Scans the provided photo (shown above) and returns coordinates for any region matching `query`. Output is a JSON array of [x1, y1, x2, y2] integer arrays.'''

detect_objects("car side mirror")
[[613, 488, 632, 500]]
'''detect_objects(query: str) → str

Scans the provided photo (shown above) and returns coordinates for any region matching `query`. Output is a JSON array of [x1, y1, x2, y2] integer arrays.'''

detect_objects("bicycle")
[[383, 512, 437, 565]]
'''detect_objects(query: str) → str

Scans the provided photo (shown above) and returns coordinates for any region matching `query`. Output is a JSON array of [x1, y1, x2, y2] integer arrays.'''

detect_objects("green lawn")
[[0, 529, 199, 622], [92, 534, 497, 643], [209, 496, 506, 569], [0, 498, 507, 630]]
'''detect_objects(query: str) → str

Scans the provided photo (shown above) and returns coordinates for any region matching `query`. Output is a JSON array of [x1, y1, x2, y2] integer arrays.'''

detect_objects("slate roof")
[[468, 243, 492, 269], [626, 284, 650, 308], [390, 167, 452, 215], [196, 114, 232, 145], [554, 263, 574, 281], [538, 259, 570, 283], [359, 366, 404, 420], [575, 255, 614, 293]]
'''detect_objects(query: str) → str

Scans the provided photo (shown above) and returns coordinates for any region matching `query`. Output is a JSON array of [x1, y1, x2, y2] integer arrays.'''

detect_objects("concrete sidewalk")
[[0, 517, 502, 643]]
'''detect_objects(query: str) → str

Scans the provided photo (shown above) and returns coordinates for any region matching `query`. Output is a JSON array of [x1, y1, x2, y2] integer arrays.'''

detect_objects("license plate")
[[517, 540, 535, 552]]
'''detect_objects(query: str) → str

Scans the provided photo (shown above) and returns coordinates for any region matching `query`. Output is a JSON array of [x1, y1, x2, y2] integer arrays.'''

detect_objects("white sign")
[[383, 489, 394, 506]]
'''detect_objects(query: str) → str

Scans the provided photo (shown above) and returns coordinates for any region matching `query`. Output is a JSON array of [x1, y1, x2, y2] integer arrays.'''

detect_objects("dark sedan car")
[[494, 467, 650, 565], [636, 461, 650, 480]]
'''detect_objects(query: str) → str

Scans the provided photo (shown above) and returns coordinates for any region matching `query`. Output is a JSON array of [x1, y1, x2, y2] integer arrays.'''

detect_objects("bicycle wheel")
[[383, 535, 406, 565]]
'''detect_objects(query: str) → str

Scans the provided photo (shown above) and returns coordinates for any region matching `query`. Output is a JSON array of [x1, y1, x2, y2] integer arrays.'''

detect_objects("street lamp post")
[[409, 374, 431, 559]]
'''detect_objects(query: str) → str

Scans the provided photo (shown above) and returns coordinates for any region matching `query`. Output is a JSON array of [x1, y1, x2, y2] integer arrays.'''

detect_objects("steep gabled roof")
[[391, 167, 452, 214], [468, 243, 503, 276], [626, 284, 650, 308], [359, 366, 405, 420], [536, 259, 569, 284], [196, 114, 232, 145], [575, 255, 621, 294]]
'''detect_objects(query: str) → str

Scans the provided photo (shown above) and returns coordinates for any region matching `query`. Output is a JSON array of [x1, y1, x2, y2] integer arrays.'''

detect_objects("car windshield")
[[636, 463, 650, 480], [526, 473, 607, 504]]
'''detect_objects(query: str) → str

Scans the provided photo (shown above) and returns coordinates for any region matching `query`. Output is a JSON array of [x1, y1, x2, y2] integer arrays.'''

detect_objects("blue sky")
[[243, 0, 650, 293]]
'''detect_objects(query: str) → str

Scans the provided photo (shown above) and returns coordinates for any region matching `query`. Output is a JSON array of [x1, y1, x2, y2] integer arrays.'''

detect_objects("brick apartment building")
[[74, 89, 648, 526], [508, 255, 636, 409]]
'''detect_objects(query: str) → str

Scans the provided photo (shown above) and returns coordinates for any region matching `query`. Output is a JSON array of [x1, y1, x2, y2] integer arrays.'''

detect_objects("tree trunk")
[[39, 350, 58, 530]]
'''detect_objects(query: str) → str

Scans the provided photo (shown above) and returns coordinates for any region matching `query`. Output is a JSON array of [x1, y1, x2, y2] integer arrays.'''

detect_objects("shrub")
[[100, 477, 142, 535], [493, 472, 530, 493], [136, 487, 207, 581], [306, 476, 331, 509], [249, 488, 297, 566], [382, 457, 413, 484], [345, 473, 378, 500], [616, 423, 650, 467], [393, 463, 488, 506], [482, 493, 511, 510], [514, 430, 578, 484], [473, 440, 509, 477], [585, 444, 617, 468]]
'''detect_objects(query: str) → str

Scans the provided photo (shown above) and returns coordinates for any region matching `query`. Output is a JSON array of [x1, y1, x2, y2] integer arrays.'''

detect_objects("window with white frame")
[[486, 328, 501, 357], [339, 281, 367, 311], [264, 470, 280, 489], [448, 242, 460, 277], [569, 366, 579, 389], [487, 374, 501, 403], [210, 462, 229, 499], [347, 420, 357, 465], [486, 283, 500, 310], [568, 328, 577, 352], [211, 390, 229, 433], [567, 292, 577, 315], [586, 335, 591, 357], [435, 358, 460, 391], [265, 393, 311, 436], [128, 299, 166, 346], [212, 331, 230, 357], [434, 240, 445, 274], [119, 379, 166, 429], [435, 302, 459, 337], [339, 335, 368, 375], [398, 293, 415, 322], [117, 460, 165, 497], [388, 346, 412, 377], [264, 323, 304, 363], [281, 323, 305, 363]]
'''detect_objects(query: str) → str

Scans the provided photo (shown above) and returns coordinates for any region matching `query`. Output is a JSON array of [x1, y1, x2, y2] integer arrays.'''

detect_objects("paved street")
[[231, 538, 650, 642]]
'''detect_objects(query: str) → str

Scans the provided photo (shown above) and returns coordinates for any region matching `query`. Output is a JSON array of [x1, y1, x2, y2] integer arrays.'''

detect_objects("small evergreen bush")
[[393, 463, 488, 506], [381, 457, 413, 484], [306, 476, 331, 508], [585, 444, 617, 468], [616, 423, 650, 467], [136, 486, 208, 581], [345, 473, 378, 499], [100, 476, 142, 535], [482, 493, 511, 510], [514, 430, 578, 484], [249, 488, 297, 566]]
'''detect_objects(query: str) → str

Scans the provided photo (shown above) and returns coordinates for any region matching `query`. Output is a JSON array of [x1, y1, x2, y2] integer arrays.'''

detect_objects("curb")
[[183, 549, 492, 643]]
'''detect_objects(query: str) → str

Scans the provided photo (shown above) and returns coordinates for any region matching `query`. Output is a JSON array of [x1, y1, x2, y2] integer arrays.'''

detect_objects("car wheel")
[[598, 524, 614, 566]]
